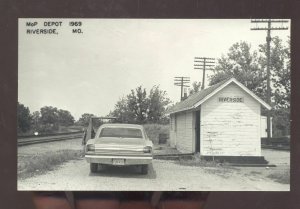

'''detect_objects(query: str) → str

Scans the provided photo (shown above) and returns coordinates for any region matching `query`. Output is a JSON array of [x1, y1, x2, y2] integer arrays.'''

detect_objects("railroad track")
[[153, 153, 194, 160], [18, 132, 83, 146], [262, 144, 290, 151]]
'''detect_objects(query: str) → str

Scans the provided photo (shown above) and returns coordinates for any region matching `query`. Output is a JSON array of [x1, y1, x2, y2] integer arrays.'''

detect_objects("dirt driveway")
[[18, 148, 289, 191]]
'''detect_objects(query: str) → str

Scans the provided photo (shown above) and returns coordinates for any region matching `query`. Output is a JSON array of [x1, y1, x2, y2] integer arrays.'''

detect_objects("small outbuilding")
[[166, 77, 271, 163]]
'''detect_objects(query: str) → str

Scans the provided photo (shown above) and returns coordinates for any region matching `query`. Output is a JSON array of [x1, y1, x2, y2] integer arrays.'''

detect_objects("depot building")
[[166, 77, 271, 163]]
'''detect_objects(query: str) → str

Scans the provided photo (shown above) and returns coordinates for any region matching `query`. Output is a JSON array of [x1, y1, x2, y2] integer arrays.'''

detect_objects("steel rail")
[[18, 130, 83, 139], [18, 133, 83, 146]]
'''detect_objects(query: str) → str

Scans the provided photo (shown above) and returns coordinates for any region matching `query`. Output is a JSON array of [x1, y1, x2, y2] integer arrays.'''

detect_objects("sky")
[[18, 19, 290, 120]]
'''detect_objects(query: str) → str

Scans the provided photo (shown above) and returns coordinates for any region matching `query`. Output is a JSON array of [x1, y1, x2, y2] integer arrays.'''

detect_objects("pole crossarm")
[[251, 19, 288, 23], [174, 76, 190, 78], [174, 81, 190, 83], [251, 27, 289, 30], [195, 57, 215, 60], [174, 76, 190, 101], [194, 65, 215, 67], [194, 57, 215, 90], [194, 61, 215, 64], [174, 82, 189, 84]]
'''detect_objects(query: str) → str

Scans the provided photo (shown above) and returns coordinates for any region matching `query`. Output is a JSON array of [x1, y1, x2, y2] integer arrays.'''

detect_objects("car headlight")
[[143, 146, 152, 153], [86, 144, 95, 152]]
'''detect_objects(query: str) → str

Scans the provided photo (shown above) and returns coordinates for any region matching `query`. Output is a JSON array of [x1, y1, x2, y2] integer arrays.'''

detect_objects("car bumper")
[[85, 154, 153, 165]]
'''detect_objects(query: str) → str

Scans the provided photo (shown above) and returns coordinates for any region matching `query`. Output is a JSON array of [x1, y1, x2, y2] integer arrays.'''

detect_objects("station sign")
[[218, 97, 244, 103]]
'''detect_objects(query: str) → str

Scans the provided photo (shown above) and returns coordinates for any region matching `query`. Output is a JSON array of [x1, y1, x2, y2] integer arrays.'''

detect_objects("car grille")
[[94, 144, 145, 155]]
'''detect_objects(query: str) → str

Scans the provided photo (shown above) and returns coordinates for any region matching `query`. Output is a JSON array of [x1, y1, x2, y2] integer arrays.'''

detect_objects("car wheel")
[[141, 165, 148, 175], [90, 163, 98, 173]]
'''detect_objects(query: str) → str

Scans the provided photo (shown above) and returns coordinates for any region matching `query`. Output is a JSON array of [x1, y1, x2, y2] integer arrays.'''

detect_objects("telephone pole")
[[251, 19, 288, 139], [174, 77, 190, 101], [194, 57, 215, 90]]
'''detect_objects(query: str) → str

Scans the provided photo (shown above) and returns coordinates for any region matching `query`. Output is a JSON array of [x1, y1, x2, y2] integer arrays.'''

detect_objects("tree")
[[31, 111, 41, 131], [17, 102, 32, 133], [272, 108, 290, 137], [108, 98, 135, 123], [39, 106, 75, 126], [209, 41, 266, 99], [189, 81, 201, 95], [39, 106, 60, 132], [109, 85, 172, 124], [148, 85, 171, 123], [77, 113, 96, 126], [258, 36, 290, 136], [40, 106, 59, 124], [57, 109, 75, 126], [259, 36, 290, 109], [127, 86, 149, 123]]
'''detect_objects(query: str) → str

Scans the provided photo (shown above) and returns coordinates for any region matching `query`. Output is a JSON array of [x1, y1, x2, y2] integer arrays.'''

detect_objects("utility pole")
[[174, 77, 190, 101], [194, 57, 215, 90], [251, 19, 288, 139]]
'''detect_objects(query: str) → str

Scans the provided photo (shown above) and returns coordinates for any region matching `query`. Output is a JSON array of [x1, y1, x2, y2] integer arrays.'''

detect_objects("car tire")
[[141, 165, 148, 175], [90, 163, 98, 173]]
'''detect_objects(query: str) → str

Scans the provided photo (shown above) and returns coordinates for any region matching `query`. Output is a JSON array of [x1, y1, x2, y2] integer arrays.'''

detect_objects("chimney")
[[182, 88, 188, 100]]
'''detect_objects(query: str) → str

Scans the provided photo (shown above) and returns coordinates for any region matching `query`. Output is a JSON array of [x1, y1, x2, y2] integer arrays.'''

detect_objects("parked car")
[[85, 123, 153, 174]]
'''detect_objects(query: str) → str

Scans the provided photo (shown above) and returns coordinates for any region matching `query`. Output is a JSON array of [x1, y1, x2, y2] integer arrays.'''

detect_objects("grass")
[[267, 169, 290, 184], [177, 154, 240, 179], [18, 149, 83, 179], [250, 171, 262, 175], [177, 154, 221, 167], [143, 124, 169, 145]]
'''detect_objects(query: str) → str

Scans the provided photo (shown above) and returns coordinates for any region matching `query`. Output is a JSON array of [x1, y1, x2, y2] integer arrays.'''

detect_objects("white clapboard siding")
[[173, 111, 194, 153], [169, 114, 176, 148], [201, 83, 261, 156]]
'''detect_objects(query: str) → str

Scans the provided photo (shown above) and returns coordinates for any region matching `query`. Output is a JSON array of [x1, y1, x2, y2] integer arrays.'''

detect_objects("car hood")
[[94, 137, 146, 146]]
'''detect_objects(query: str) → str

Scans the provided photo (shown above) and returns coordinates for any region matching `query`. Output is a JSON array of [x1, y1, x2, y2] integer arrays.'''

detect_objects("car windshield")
[[99, 127, 143, 138]]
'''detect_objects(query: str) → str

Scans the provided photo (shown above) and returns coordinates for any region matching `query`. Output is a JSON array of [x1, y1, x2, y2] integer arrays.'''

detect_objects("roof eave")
[[165, 106, 194, 115]]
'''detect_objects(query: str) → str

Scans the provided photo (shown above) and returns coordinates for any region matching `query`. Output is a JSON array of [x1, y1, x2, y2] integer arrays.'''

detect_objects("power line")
[[194, 57, 215, 90], [250, 19, 288, 139], [174, 77, 190, 101]]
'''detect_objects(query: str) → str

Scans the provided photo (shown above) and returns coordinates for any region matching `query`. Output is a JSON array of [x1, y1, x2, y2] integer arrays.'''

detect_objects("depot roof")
[[166, 77, 271, 115]]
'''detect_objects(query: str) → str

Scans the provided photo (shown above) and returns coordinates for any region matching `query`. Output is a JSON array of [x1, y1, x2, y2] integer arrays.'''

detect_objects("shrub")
[[177, 154, 220, 167], [143, 124, 169, 145]]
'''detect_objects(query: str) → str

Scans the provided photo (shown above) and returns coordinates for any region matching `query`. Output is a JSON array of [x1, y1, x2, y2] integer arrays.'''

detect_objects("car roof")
[[100, 123, 143, 129]]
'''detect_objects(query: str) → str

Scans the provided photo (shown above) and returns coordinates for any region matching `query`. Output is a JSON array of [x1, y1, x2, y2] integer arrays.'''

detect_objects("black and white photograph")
[[17, 18, 290, 191]]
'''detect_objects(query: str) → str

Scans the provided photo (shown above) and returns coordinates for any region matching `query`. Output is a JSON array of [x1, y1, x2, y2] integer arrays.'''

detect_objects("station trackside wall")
[[200, 83, 261, 157]]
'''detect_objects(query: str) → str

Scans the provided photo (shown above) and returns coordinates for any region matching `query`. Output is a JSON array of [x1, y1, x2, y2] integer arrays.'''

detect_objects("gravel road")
[[18, 139, 289, 191], [18, 157, 289, 191]]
